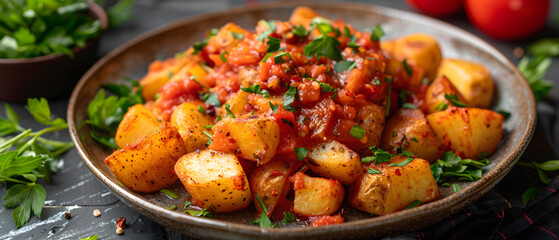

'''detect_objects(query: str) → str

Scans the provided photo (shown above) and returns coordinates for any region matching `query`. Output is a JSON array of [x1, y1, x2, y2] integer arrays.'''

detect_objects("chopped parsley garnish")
[[203, 131, 213, 145], [402, 103, 419, 109], [303, 27, 343, 61], [334, 60, 357, 73], [160, 189, 179, 199], [204, 125, 214, 129], [367, 168, 382, 174], [201, 92, 221, 107], [392, 132, 397, 137], [282, 86, 298, 111], [404, 200, 422, 209], [262, 52, 273, 63], [369, 24, 385, 41], [350, 124, 365, 140], [267, 37, 281, 53], [257, 20, 277, 41], [224, 104, 236, 118], [292, 25, 309, 37], [495, 108, 511, 120], [402, 59, 413, 76], [251, 194, 278, 228], [452, 184, 462, 193], [444, 94, 469, 107], [430, 151, 490, 186], [281, 119, 295, 128], [197, 105, 206, 116], [305, 76, 336, 93], [220, 51, 228, 63], [434, 101, 448, 111], [282, 211, 296, 224], [184, 208, 213, 218], [183, 200, 191, 209], [521, 187, 540, 203], [231, 31, 244, 40], [167, 205, 177, 210], [385, 77, 393, 116], [332, 92, 338, 100], [192, 28, 219, 54], [411, 137, 419, 143], [388, 157, 414, 167], [274, 52, 292, 63], [343, 26, 351, 38], [361, 146, 392, 164], [294, 147, 308, 161], [269, 102, 279, 114], [518, 56, 553, 101], [241, 84, 269, 97]]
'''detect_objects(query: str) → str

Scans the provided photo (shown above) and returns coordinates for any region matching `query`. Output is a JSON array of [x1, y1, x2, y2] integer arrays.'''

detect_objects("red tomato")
[[465, 0, 550, 40], [406, 0, 463, 18]]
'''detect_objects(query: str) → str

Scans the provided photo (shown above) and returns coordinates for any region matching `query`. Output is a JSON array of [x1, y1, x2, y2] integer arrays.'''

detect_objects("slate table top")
[[1, 0, 559, 239]]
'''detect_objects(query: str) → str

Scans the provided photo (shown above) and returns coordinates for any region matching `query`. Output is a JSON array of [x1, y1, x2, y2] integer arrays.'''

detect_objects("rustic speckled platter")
[[68, 2, 536, 239]]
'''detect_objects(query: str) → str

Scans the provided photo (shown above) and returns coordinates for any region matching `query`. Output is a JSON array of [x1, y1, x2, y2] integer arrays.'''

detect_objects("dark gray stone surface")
[[1, 0, 558, 239]]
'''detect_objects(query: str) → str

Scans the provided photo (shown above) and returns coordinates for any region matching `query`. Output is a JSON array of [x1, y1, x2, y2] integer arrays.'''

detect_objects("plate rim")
[[68, 1, 536, 238]]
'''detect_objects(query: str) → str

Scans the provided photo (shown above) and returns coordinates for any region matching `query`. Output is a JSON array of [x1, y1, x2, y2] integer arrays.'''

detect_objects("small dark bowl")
[[0, 2, 108, 102]]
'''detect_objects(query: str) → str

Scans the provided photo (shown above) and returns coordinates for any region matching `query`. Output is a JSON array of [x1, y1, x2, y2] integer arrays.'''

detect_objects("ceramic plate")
[[68, 2, 536, 239]]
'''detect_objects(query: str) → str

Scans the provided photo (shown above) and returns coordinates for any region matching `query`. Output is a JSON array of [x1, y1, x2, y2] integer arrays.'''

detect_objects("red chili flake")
[[395, 169, 401, 176], [271, 189, 278, 197], [270, 170, 283, 176], [116, 217, 127, 229]]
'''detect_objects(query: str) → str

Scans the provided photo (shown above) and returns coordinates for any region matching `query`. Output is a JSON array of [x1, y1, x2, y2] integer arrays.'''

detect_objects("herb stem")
[[51, 143, 75, 158], [0, 176, 31, 184], [0, 129, 32, 151], [517, 162, 534, 168], [19, 124, 68, 154], [0, 25, 13, 36]]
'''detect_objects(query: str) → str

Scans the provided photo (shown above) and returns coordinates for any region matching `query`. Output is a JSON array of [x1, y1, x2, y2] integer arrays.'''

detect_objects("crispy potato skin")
[[104, 124, 185, 193], [170, 102, 213, 153], [249, 158, 291, 216], [209, 116, 280, 165], [381, 34, 442, 80], [356, 103, 385, 156], [174, 150, 251, 213], [425, 75, 469, 114], [307, 141, 364, 185], [349, 156, 440, 215], [436, 59, 494, 108], [291, 172, 345, 216], [380, 109, 445, 163], [115, 104, 161, 149], [426, 108, 504, 159]]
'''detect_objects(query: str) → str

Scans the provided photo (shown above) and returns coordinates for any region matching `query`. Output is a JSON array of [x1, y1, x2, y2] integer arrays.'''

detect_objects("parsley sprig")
[[518, 56, 553, 101], [1, 99, 73, 228], [251, 194, 278, 228], [303, 19, 343, 61], [430, 151, 490, 186]]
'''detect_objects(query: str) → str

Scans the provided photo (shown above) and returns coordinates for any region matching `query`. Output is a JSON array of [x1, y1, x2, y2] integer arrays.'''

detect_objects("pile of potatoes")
[[103, 7, 503, 222]]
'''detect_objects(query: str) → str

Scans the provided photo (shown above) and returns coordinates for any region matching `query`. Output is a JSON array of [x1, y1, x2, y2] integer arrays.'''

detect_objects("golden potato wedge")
[[425, 75, 469, 114], [175, 149, 251, 213], [249, 158, 291, 216], [170, 102, 213, 153], [356, 102, 385, 156], [115, 104, 161, 149], [209, 115, 280, 165], [380, 109, 445, 163], [307, 141, 364, 185], [223, 91, 250, 116], [349, 156, 440, 215], [104, 124, 185, 193], [238, 66, 259, 88], [291, 172, 344, 216], [382, 34, 442, 81], [436, 59, 494, 108], [289, 6, 322, 28], [140, 57, 193, 101], [426, 108, 504, 159]]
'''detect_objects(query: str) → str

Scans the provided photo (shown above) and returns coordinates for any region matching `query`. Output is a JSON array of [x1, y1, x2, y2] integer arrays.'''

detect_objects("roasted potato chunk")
[[170, 102, 213, 153], [291, 172, 344, 216], [380, 109, 445, 163], [426, 108, 504, 159], [249, 158, 291, 216], [209, 116, 280, 165], [307, 141, 363, 185], [381, 34, 442, 80], [356, 102, 385, 156], [436, 59, 494, 108], [104, 124, 185, 193], [222, 91, 249, 116], [140, 57, 193, 101], [289, 6, 321, 28], [115, 104, 161, 148], [175, 149, 251, 213], [349, 156, 440, 215], [425, 75, 469, 114]]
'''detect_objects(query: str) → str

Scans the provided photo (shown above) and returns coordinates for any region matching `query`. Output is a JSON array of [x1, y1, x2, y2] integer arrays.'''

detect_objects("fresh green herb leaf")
[[166, 205, 177, 210], [367, 168, 381, 174], [282, 211, 296, 224], [220, 51, 228, 63], [350, 124, 365, 140], [334, 60, 357, 73], [402, 59, 413, 76], [26, 98, 66, 127], [537, 160, 559, 171], [90, 131, 118, 150], [370, 24, 385, 41], [250, 194, 278, 228], [434, 101, 448, 111], [262, 52, 273, 63], [430, 151, 490, 185], [388, 157, 414, 167], [495, 108, 511, 120], [204, 125, 214, 129], [402, 103, 418, 109], [3, 183, 46, 228], [304, 34, 343, 61], [231, 32, 244, 40], [184, 208, 213, 218], [267, 37, 281, 53], [225, 104, 236, 118], [411, 137, 419, 143], [404, 200, 422, 209], [518, 56, 553, 101], [80, 235, 99, 240], [197, 106, 206, 116], [203, 131, 213, 145], [294, 147, 308, 161], [361, 146, 393, 164], [183, 200, 191, 209], [274, 52, 292, 63], [257, 20, 277, 41], [521, 187, 540, 203], [444, 94, 469, 107], [292, 25, 309, 37], [527, 38, 559, 57], [160, 189, 179, 199], [283, 86, 298, 111], [452, 183, 462, 193], [202, 93, 222, 107], [269, 102, 279, 114], [281, 119, 295, 128]]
